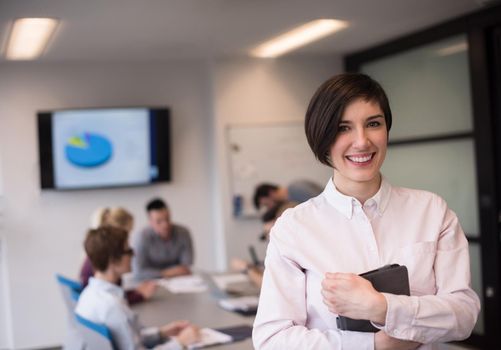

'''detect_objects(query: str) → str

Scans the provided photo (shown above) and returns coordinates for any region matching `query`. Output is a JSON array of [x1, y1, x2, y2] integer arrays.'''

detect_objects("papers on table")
[[188, 327, 233, 349], [211, 273, 249, 290], [218, 296, 259, 313], [157, 275, 208, 293]]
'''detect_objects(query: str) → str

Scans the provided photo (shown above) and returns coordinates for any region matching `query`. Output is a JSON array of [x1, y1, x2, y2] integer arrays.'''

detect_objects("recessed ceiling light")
[[5, 18, 59, 60], [251, 19, 348, 58]]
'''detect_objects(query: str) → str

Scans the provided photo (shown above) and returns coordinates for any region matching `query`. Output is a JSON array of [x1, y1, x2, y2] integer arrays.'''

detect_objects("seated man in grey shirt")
[[132, 198, 194, 281]]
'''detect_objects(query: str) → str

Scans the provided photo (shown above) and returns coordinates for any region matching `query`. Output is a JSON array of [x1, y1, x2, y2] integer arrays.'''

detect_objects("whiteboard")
[[226, 122, 331, 218]]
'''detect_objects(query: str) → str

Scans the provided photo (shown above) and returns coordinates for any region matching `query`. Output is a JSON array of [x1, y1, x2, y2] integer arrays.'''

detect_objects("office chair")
[[75, 313, 115, 350], [55, 274, 85, 350], [56, 274, 82, 309]]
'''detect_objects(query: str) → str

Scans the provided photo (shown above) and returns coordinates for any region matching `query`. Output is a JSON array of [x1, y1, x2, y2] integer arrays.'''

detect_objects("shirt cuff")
[[381, 293, 417, 340]]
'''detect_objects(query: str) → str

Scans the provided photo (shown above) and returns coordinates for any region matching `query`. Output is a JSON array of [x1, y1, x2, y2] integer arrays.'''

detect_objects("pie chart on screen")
[[65, 132, 113, 167]]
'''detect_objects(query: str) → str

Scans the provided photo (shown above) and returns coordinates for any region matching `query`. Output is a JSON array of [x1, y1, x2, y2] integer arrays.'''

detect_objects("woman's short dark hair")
[[304, 73, 392, 167], [84, 226, 129, 272]]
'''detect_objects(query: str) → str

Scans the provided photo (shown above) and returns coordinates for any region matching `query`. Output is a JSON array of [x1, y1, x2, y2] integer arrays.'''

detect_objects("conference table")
[[131, 273, 257, 350]]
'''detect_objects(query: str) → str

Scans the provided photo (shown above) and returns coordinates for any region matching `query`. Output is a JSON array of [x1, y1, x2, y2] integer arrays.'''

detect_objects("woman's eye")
[[367, 121, 381, 128], [338, 125, 349, 132]]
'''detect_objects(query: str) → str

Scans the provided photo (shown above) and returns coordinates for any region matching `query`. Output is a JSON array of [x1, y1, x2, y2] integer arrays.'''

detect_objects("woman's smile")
[[345, 152, 376, 166]]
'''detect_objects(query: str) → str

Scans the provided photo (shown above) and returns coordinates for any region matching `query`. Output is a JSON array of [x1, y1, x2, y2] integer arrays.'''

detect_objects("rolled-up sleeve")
[[252, 223, 375, 350]]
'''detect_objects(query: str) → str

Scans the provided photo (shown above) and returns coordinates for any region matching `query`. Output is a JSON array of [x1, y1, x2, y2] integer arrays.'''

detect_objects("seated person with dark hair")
[[253, 180, 322, 211], [231, 201, 297, 288], [132, 198, 193, 281], [76, 226, 200, 350]]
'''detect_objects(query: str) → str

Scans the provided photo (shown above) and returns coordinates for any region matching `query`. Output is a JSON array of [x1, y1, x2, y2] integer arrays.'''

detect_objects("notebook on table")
[[218, 296, 259, 316], [336, 264, 410, 333]]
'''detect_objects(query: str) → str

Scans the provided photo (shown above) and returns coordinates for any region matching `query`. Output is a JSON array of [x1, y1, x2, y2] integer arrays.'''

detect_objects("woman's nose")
[[353, 128, 370, 148]]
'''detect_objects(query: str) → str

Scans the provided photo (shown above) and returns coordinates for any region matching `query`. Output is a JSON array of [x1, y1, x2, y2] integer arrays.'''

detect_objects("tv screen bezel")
[[37, 106, 171, 190]]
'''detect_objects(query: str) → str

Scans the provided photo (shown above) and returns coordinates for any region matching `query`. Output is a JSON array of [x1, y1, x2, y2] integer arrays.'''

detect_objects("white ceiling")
[[0, 0, 485, 62]]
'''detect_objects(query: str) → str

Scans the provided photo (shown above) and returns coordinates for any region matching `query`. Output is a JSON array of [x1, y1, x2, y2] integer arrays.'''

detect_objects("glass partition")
[[363, 35, 472, 140]]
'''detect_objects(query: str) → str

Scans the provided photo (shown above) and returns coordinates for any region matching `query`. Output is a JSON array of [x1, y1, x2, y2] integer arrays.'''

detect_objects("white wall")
[[0, 55, 342, 349], [212, 56, 342, 264], [0, 61, 219, 349], [0, 149, 10, 349], [0, 226, 13, 350]]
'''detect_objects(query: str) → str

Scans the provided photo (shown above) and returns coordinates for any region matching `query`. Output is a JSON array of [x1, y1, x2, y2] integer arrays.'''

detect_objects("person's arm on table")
[[140, 319, 200, 350], [230, 258, 263, 288], [125, 280, 157, 305], [159, 321, 200, 349], [161, 265, 191, 278], [247, 265, 263, 288]]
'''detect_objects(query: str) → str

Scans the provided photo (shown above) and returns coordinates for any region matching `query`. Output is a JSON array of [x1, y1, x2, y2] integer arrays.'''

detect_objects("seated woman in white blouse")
[[252, 73, 480, 350], [76, 226, 200, 350]]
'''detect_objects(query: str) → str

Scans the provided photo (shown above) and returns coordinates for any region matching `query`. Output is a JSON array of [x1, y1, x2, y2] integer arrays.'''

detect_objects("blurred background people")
[[76, 226, 200, 349], [80, 207, 157, 305], [253, 180, 322, 211], [231, 201, 297, 288], [132, 198, 194, 281]]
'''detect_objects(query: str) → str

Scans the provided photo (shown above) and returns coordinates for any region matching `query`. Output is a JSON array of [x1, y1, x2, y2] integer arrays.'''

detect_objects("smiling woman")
[[328, 100, 388, 202], [252, 73, 480, 350]]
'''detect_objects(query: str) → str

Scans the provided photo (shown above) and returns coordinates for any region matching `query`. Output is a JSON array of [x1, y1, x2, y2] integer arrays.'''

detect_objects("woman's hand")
[[375, 331, 421, 350], [135, 280, 157, 300], [321, 272, 387, 324], [160, 320, 191, 338]]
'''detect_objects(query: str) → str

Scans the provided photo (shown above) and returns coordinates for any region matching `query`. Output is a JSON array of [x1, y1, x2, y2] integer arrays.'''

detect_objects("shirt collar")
[[371, 177, 391, 216], [322, 176, 392, 219], [88, 276, 124, 299]]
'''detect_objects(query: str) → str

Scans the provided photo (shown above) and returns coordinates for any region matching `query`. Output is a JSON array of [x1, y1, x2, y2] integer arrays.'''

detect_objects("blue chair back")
[[56, 274, 83, 309], [75, 313, 115, 350], [56, 274, 85, 350]]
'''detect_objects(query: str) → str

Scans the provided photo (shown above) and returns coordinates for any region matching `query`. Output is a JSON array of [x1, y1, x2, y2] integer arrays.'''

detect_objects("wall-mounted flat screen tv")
[[37, 107, 171, 190]]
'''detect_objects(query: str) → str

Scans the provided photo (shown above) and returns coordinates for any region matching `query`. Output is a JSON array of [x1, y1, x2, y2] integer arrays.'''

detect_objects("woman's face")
[[329, 98, 387, 191]]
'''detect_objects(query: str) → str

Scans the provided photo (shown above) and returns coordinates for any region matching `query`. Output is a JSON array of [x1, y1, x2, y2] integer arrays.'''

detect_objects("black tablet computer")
[[336, 264, 410, 332]]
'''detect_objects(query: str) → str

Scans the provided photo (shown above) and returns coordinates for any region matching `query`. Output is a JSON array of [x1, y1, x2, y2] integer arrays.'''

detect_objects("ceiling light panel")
[[5, 18, 59, 60], [251, 19, 348, 58]]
